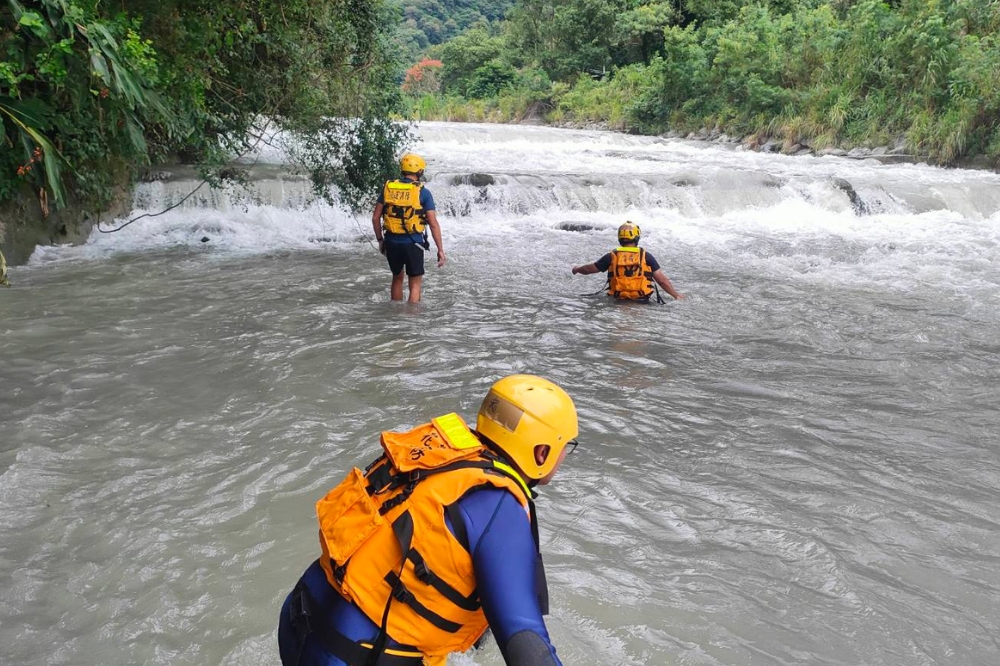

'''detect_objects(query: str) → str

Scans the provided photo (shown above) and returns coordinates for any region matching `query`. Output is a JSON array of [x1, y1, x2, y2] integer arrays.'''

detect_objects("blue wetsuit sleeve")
[[645, 251, 660, 272], [593, 253, 613, 272], [453, 489, 562, 666], [420, 187, 436, 211]]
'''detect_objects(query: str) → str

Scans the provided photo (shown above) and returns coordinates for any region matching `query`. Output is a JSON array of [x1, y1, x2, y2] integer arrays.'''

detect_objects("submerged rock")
[[831, 177, 868, 215], [451, 173, 495, 187], [557, 222, 603, 233]]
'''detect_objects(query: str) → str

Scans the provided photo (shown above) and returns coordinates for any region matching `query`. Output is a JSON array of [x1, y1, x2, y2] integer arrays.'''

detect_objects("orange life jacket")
[[382, 179, 426, 235], [608, 246, 654, 299], [315, 413, 535, 657]]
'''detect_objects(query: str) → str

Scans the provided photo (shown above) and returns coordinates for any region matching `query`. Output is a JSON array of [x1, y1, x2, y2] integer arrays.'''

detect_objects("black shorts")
[[384, 241, 425, 277]]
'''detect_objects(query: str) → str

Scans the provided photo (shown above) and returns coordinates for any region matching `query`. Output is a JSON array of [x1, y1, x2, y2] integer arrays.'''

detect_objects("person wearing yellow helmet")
[[571, 221, 684, 302], [371, 153, 446, 302], [277, 375, 578, 666]]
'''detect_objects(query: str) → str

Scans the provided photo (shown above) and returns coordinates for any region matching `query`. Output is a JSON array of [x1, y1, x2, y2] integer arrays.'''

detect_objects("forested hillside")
[[405, 0, 1000, 164], [391, 0, 514, 62]]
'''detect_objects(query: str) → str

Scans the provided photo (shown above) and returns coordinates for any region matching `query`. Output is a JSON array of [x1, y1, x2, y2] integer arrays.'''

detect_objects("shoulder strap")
[[528, 500, 549, 615]]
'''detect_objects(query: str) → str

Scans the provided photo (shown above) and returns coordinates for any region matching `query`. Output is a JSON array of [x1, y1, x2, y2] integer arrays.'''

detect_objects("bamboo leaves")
[[0, 97, 65, 206]]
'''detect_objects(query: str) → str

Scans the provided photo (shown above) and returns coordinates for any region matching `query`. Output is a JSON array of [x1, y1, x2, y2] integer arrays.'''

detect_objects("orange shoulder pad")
[[380, 413, 485, 472]]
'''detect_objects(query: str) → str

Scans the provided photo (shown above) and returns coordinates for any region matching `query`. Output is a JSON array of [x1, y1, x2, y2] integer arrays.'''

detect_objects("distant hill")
[[390, 0, 514, 63]]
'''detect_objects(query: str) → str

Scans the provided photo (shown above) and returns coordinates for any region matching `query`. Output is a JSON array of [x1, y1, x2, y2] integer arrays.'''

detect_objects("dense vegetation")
[[1, 0, 408, 214], [405, 0, 1000, 164], [5, 0, 996, 221], [391, 0, 514, 63]]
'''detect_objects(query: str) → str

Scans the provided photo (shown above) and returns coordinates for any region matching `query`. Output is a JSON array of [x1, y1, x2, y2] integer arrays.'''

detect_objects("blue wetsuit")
[[278, 487, 561, 666]]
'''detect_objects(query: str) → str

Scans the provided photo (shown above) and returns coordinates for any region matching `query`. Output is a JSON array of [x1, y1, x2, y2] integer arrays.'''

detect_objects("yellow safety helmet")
[[476, 374, 579, 481], [618, 222, 641, 243], [399, 153, 426, 175]]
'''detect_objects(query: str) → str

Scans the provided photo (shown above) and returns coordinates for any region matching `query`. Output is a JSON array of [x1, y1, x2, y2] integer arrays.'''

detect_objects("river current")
[[2, 123, 999, 665]]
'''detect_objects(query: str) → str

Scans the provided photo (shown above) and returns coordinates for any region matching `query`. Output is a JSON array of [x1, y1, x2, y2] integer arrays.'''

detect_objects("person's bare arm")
[[426, 210, 446, 267], [653, 269, 684, 300], [571, 263, 600, 275], [371, 203, 385, 254]]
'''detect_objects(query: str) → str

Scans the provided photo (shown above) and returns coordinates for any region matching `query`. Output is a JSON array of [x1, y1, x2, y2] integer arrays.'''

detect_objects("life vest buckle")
[[413, 558, 431, 583], [392, 584, 416, 604]]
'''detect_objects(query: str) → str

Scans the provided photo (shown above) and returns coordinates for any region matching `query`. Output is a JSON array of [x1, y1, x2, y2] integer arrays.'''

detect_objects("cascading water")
[[2, 122, 999, 666]]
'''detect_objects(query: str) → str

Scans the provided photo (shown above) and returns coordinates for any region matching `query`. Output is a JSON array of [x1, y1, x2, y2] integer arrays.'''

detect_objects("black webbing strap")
[[366, 512, 418, 665], [288, 581, 423, 666], [528, 501, 550, 616], [391, 509, 416, 554], [378, 508, 466, 635], [409, 548, 481, 611], [378, 480, 417, 515], [377, 459, 499, 516], [640, 248, 664, 303], [369, 459, 499, 504], [366, 460, 394, 495], [383, 571, 464, 633], [445, 502, 471, 552]]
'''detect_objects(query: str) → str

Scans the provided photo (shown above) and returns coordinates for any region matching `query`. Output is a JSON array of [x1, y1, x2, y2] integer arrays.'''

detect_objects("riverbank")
[[0, 186, 131, 268], [507, 108, 999, 173]]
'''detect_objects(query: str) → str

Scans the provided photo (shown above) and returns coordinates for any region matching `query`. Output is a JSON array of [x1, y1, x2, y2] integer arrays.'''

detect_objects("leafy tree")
[[614, 1, 677, 64], [506, 0, 623, 80], [467, 59, 517, 98], [1, 0, 408, 213], [438, 25, 506, 95], [403, 58, 444, 94], [387, 0, 515, 63], [631, 25, 709, 127]]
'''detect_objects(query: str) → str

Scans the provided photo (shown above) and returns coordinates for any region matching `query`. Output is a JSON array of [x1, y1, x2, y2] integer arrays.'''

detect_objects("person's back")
[[277, 375, 578, 666], [371, 153, 446, 303], [607, 245, 654, 300], [571, 222, 684, 302]]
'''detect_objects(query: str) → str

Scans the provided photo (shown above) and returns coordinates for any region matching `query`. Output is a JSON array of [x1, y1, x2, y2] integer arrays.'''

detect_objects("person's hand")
[[378, 239, 385, 255], [437, 250, 446, 268], [571, 266, 580, 275]]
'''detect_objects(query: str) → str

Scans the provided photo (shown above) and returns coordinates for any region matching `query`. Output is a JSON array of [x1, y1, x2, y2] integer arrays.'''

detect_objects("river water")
[[2, 123, 999, 666]]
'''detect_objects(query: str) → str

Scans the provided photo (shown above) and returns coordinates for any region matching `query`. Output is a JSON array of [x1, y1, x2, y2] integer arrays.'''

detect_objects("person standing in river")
[[371, 153, 446, 303], [571, 222, 684, 302], [277, 374, 579, 666]]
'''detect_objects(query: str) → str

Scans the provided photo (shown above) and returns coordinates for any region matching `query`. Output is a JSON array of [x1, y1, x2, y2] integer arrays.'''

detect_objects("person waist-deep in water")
[[371, 153, 446, 303], [277, 374, 580, 666], [571, 222, 684, 302]]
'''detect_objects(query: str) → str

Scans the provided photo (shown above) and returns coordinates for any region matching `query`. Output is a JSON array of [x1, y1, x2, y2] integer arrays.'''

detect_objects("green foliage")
[[438, 26, 506, 96], [506, 0, 623, 80], [1, 0, 409, 213], [614, 1, 676, 64], [290, 117, 412, 212], [1, 1, 165, 207], [467, 60, 517, 98], [389, 0, 515, 64], [679, 0, 745, 26], [630, 26, 708, 128], [409, 0, 1000, 164]]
